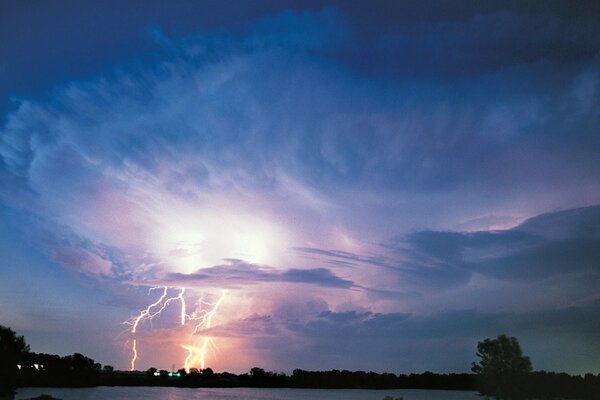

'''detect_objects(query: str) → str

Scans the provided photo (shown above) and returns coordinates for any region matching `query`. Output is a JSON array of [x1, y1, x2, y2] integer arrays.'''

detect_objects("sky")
[[1, 0, 600, 375]]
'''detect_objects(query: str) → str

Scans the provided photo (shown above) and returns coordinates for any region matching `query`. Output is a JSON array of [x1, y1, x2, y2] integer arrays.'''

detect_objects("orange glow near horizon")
[[182, 345, 196, 373]]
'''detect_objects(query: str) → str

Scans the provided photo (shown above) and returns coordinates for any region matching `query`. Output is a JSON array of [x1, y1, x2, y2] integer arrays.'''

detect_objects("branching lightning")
[[126, 287, 169, 334], [197, 290, 227, 370], [124, 286, 227, 372]]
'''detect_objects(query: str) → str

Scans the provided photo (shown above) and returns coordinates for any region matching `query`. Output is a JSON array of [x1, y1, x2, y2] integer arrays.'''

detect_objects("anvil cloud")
[[1, 1, 599, 374]]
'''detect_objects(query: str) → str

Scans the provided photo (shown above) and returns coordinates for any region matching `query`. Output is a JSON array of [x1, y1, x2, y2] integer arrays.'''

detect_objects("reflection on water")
[[17, 386, 480, 400]]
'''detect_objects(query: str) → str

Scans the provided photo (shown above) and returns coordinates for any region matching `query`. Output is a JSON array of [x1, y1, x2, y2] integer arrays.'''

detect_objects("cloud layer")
[[162, 259, 354, 289]]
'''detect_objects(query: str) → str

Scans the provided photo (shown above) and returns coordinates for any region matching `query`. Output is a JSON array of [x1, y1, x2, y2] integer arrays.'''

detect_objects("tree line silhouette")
[[2, 326, 599, 399], [471, 334, 600, 399]]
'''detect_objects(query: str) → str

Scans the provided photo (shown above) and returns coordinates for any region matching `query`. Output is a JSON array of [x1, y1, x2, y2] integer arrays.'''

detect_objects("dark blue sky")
[[1, 1, 599, 374]]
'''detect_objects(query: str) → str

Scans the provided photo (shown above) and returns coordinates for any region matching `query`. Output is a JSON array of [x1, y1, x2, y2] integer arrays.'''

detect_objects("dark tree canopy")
[[0, 325, 30, 356], [0, 325, 30, 391], [472, 334, 532, 376], [472, 334, 532, 399]]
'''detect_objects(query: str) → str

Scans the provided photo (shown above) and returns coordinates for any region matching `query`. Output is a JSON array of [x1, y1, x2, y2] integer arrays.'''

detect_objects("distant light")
[[153, 372, 160, 376], [34, 364, 40, 370], [17, 365, 22, 370]]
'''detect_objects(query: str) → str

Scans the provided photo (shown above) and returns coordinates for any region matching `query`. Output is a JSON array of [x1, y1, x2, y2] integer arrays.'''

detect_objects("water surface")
[[17, 386, 480, 400]]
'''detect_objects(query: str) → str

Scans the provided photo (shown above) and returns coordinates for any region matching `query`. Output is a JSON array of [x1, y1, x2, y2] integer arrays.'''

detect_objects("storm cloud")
[[399, 205, 600, 285]]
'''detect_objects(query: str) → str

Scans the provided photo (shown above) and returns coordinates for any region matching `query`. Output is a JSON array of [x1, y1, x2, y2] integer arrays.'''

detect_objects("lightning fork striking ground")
[[130, 339, 138, 371], [124, 287, 228, 372], [125, 286, 189, 371], [196, 290, 228, 370]]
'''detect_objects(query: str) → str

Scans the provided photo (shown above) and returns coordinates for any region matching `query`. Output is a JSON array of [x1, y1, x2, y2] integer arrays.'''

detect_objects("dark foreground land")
[[14, 364, 600, 400], [3, 327, 600, 400]]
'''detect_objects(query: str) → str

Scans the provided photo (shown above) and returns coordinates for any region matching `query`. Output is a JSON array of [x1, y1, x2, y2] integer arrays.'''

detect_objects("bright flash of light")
[[182, 344, 199, 373], [177, 288, 186, 325], [130, 339, 138, 371], [126, 287, 169, 334], [125, 286, 192, 370], [124, 287, 228, 372], [154, 206, 290, 275], [196, 290, 228, 370]]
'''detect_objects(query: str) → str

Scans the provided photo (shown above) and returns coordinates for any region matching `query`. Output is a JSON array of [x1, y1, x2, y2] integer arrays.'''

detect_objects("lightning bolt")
[[126, 287, 169, 334], [124, 287, 227, 372], [197, 290, 227, 370], [182, 344, 197, 373], [130, 339, 138, 371], [177, 288, 186, 325], [125, 286, 190, 371]]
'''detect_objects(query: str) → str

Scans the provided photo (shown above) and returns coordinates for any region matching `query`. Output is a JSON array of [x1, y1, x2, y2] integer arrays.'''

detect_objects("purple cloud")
[[161, 259, 354, 289]]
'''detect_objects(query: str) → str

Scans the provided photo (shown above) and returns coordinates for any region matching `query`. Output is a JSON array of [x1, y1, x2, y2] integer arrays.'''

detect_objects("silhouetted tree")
[[250, 367, 266, 377], [0, 325, 30, 394], [472, 334, 532, 399], [249, 367, 276, 387]]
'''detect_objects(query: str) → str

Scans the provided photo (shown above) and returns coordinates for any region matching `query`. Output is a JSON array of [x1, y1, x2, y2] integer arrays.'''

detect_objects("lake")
[[16, 387, 481, 400]]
